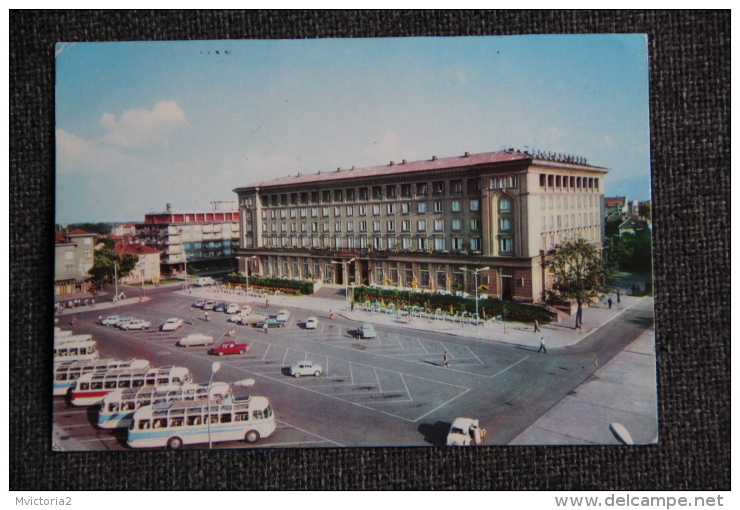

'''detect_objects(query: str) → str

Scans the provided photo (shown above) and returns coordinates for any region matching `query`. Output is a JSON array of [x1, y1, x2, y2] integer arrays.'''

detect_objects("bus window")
[[80, 382, 90, 391], [139, 420, 150, 430], [186, 415, 202, 426], [123, 402, 136, 411], [264, 406, 273, 418], [208, 414, 218, 424], [119, 380, 131, 388], [69, 348, 78, 355], [58, 349, 68, 357], [235, 412, 249, 422], [132, 379, 144, 388], [253, 410, 264, 421], [170, 417, 183, 427], [220, 413, 232, 424], [108, 403, 119, 412], [105, 380, 117, 389], [146, 378, 156, 386], [70, 371, 81, 380], [139, 400, 151, 407], [153, 418, 166, 429], [56, 373, 67, 381], [157, 378, 169, 385]]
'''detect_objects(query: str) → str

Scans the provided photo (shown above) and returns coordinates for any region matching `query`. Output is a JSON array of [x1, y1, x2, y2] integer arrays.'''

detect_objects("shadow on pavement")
[[418, 421, 451, 446]]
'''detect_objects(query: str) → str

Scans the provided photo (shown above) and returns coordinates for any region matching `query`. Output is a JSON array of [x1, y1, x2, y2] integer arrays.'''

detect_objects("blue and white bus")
[[53, 358, 150, 396], [97, 382, 230, 429], [127, 395, 276, 449], [69, 366, 192, 406], [54, 335, 99, 364]]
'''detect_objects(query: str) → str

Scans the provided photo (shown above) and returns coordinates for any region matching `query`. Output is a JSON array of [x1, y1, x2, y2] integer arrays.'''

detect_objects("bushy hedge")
[[224, 274, 315, 295], [352, 286, 553, 324]]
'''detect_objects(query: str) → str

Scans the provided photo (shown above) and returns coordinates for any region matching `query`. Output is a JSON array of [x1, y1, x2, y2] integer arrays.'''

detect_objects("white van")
[[194, 277, 215, 287]]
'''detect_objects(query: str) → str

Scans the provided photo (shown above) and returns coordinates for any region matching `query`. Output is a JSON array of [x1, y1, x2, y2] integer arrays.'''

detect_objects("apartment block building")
[[234, 150, 607, 302], [54, 229, 97, 296], [114, 243, 162, 285], [135, 202, 240, 278]]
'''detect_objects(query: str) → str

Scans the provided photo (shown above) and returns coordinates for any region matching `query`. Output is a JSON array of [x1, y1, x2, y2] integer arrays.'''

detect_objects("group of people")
[[56, 298, 95, 313]]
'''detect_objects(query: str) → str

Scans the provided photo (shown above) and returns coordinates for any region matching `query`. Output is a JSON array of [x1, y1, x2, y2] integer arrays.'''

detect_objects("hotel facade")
[[234, 150, 607, 302]]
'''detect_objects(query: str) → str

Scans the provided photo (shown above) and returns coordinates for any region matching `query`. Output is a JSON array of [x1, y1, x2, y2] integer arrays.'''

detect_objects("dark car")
[[214, 302, 228, 313], [255, 318, 284, 328]]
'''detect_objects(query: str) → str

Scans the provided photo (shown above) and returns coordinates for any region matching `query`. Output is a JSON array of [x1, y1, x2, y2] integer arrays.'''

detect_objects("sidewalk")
[[509, 325, 658, 445], [176, 286, 647, 350]]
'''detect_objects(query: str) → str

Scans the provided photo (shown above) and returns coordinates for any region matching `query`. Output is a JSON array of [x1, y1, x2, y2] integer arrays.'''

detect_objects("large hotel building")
[[234, 150, 607, 302]]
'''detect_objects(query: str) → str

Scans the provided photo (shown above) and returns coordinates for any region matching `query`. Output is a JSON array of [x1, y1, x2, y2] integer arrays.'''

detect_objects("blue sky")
[[55, 35, 651, 223]]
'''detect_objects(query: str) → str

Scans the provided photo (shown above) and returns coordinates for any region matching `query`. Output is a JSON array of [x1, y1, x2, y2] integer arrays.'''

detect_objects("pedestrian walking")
[[329, 310, 334, 319], [265, 299, 269, 309], [443, 351, 450, 367], [263, 322, 268, 334], [538, 336, 547, 354], [90, 298, 95, 307], [533, 319, 541, 332], [204, 311, 210, 322], [189, 315, 194, 325], [608, 297, 613, 309], [98, 315, 103, 325]]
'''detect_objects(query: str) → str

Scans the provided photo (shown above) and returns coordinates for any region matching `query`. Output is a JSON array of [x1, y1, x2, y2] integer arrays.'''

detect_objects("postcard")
[[54, 35, 655, 449]]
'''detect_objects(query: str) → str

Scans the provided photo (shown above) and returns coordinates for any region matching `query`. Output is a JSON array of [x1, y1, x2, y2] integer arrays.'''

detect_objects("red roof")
[[55, 231, 70, 244], [604, 197, 626, 207], [234, 151, 535, 191], [115, 244, 160, 256], [67, 228, 95, 236]]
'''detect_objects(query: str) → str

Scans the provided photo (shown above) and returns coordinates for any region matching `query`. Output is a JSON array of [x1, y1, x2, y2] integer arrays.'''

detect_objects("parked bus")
[[54, 327, 73, 338], [54, 336, 98, 364], [127, 395, 276, 449], [97, 382, 230, 429], [53, 358, 150, 396], [69, 366, 192, 406]]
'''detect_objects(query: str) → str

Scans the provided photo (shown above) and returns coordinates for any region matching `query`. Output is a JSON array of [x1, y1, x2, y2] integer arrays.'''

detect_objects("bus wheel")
[[245, 430, 260, 444], [167, 436, 183, 450]]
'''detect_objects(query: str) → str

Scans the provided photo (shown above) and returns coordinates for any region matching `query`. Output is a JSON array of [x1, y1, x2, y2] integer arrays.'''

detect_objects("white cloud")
[[99, 100, 188, 148], [56, 128, 130, 174], [600, 135, 616, 148]]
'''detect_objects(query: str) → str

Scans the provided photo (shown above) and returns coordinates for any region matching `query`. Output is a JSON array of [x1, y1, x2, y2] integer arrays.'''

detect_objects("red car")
[[210, 341, 249, 356]]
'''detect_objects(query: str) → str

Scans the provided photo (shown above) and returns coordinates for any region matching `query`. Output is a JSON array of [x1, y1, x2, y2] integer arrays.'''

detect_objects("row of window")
[[257, 235, 499, 253], [260, 199, 483, 220], [541, 213, 600, 230], [540, 194, 600, 210], [539, 174, 599, 190], [262, 217, 487, 234], [254, 180, 485, 207]]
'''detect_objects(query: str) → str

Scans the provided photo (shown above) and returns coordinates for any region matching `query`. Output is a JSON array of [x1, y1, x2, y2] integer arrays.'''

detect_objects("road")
[[53, 286, 654, 449]]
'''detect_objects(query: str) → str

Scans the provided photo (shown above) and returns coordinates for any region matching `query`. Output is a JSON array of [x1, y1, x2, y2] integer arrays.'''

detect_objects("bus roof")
[[78, 365, 190, 382], [54, 334, 93, 345]]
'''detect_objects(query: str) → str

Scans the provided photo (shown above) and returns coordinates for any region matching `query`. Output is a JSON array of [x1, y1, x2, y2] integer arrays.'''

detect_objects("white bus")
[[69, 366, 192, 406], [97, 382, 230, 429], [54, 327, 73, 338], [54, 336, 99, 364], [127, 395, 276, 449], [53, 359, 150, 396]]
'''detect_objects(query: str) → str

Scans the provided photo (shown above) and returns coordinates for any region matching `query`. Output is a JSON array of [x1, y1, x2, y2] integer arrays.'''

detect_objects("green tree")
[[547, 238, 613, 328], [88, 241, 139, 287]]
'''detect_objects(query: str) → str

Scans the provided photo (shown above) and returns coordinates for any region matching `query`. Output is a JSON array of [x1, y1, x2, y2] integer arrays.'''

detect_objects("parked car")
[[178, 333, 215, 347], [214, 302, 228, 313], [240, 314, 266, 326], [240, 305, 253, 315], [357, 324, 376, 339], [193, 299, 205, 308], [228, 313, 244, 323], [275, 309, 291, 323], [202, 300, 216, 310], [116, 317, 136, 328], [446, 417, 483, 446], [120, 319, 152, 331], [101, 315, 122, 326], [210, 341, 249, 356], [305, 317, 319, 329], [225, 303, 240, 314], [290, 361, 322, 378], [255, 318, 284, 328], [161, 318, 184, 331]]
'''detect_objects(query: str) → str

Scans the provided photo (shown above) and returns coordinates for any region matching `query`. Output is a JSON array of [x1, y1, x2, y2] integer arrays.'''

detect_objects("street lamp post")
[[331, 258, 355, 312], [462, 266, 490, 329], [245, 256, 258, 296], [207, 361, 221, 449]]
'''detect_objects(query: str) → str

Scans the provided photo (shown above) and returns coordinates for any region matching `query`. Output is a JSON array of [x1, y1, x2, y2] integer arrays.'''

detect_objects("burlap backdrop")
[[10, 10, 730, 490]]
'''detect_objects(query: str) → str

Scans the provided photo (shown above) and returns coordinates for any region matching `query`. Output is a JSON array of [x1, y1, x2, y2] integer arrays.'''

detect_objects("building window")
[[347, 221, 354, 232], [433, 181, 445, 195], [300, 223, 307, 232], [346, 205, 354, 216], [290, 222, 297, 232], [388, 237, 397, 251], [335, 221, 342, 232], [359, 205, 367, 216], [451, 200, 461, 212], [436, 268, 447, 288], [417, 183, 428, 196], [417, 220, 427, 232], [470, 218, 480, 231], [434, 238, 445, 251], [346, 189, 355, 201], [290, 209, 297, 219], [452, 219, 461, 231], [373, 237, 382, 250], [311, 207, 318, 217], [452, 237, 463, 251], [434, 201, 443, 213], [359, 188, 369, 200], [540, 174, 546, 187], [375, 265, 384, 283], [500, 218, 511, 231], [262, 210, 268, 220], [420, 266, 430, 286], [387, 185, 397, 198], [401, 220, 410, 232], [387, 220, 395, 232], [470, 200, 480, 212], [402, 237, 412, 249], [418, 202, 427, 214], [500, 197, 512, 212], [451, 180, 463, 194], [499, 238, 513, 253], [300, 208, 307, 218], [373, 221, 381, 232], [322, 207, 330, 217], [262, 224, 268, 232], [372, 204, 381, 216], [401, 184, 412, 197], [322, 190, 331, 203], [334, 190, 343, 202], [418, 237, 429, 251], [359, 221, 367, 232], [311, 222, 318, 232], [401, 203, 410, 214], [334, 206, 342, 217], [434, 219, 444, 231], [470, 237, 481, 251], [373, 187, 383, 199]]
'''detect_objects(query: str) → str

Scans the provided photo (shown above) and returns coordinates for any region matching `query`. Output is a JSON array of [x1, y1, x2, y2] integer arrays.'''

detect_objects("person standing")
[[265, 298, 269, 309], [538, 337, 547, 354], [263, 322, 269, 334], [443, 351, 450, 367], [533, 319, 541, 332], [608, 297, 613, 309]]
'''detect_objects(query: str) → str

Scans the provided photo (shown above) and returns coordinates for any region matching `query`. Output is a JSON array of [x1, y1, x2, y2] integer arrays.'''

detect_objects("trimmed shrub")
[[224, 274, 315, 295]]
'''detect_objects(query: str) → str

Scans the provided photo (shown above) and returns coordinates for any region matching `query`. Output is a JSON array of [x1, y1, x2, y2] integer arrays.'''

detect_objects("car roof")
[[450, 417, 478, 429]]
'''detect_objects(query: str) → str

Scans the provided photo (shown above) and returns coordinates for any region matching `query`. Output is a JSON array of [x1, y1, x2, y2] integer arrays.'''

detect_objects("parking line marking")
[[374, 367, 382, 393], [399, 373, 412, 401], [275, 420, 344, 447], [489, 356, 529, 378], [413, 387, 472, 423], [349, 362, 354, 384]]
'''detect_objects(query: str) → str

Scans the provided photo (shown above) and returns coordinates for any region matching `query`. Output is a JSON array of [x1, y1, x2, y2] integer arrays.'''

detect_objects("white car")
[[116, 317, 136, 328], [178, 333, 215, 347], [305, 317, 319, 329], [446, 417, 482, 446], [275, 309, 291, 323], [120, 319, 151, 331], [290, 361, 322, 378], [161, 318, 184, 331], [228, 313, 244, 323], [101, 315, 122, 326], [202, 300, 216, 310], [226, 303, 240, 314]]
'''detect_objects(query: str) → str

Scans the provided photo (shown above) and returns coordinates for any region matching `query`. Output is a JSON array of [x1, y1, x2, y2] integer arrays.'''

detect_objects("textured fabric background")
[[9, 10, 730, 490]]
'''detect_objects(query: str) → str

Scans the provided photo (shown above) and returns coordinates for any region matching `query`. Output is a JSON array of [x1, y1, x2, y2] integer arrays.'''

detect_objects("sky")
[[55, 35, 651, 224]]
